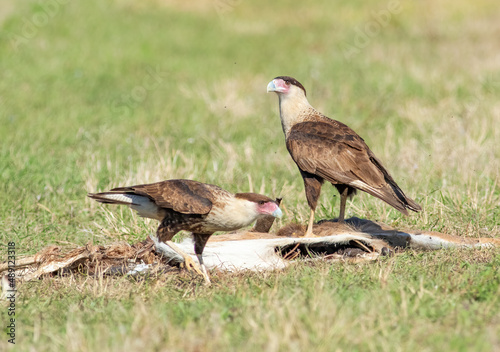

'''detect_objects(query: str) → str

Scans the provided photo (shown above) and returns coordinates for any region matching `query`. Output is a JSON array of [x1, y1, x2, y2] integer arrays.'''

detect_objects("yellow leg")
[[196, 253, 211, 286], [303, 209, 318, 238], [199, 263, 211, 286], [166, 240, 211, 284]]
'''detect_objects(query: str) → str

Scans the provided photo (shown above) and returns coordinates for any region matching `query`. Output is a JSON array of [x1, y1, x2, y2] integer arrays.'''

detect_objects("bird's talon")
[[181, 255, 204, 276]]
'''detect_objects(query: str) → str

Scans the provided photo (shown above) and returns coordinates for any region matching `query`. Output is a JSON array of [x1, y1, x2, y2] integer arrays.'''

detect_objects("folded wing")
[[286, 121, 421, 214]]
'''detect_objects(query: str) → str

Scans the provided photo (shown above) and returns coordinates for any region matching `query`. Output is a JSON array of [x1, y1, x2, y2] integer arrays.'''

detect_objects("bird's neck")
[[207, 196, 260, 231], [278, 93, 315, 136]]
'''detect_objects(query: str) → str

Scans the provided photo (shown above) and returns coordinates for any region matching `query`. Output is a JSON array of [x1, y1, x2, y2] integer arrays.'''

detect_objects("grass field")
[[1, 0, 499, 350]]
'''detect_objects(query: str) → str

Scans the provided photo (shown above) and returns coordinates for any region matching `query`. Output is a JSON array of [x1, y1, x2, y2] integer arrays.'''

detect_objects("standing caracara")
[[88, 179, 282, 283], [267, 76, 420, 237]]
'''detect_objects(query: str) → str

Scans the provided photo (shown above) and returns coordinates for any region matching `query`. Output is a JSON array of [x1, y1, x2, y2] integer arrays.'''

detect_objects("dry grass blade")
[[282, 242, 301, 260]]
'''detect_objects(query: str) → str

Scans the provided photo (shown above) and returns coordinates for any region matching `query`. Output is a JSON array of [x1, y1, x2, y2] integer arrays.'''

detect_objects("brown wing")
[[286, 121, 420, 213], [111, 179, 224, 215]]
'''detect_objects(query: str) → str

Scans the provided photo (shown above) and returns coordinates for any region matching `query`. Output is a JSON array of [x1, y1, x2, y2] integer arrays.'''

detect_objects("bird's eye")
[[259, 200, 265, 205]]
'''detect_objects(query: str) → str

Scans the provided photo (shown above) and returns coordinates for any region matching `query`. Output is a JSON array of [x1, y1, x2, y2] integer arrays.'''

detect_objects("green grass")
[[1, 0, 499, 350]]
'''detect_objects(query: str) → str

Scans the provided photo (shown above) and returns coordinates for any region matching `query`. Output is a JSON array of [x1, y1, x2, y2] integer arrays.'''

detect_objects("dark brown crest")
[[234, 193, 275, 204], [274, 76, 307, 96]]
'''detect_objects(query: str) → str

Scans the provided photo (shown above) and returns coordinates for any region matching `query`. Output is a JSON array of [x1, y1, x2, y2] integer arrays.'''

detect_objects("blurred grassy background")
[[0, 0, 499, 350]]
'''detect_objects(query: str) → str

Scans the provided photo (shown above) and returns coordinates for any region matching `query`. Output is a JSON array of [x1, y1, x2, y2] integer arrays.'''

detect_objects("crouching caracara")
[[88, 179, 282, 284], [267, 76, 421, 237]]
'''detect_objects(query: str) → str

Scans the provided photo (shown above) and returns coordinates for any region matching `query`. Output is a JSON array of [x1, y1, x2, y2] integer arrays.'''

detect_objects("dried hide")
[[1, 218, 499, 288]]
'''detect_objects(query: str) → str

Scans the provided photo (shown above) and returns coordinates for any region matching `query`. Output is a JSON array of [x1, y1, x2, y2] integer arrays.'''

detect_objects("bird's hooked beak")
[[266, 80, 277, 92], [272, 206, 283, 218], [267, 78, 288, 94]]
